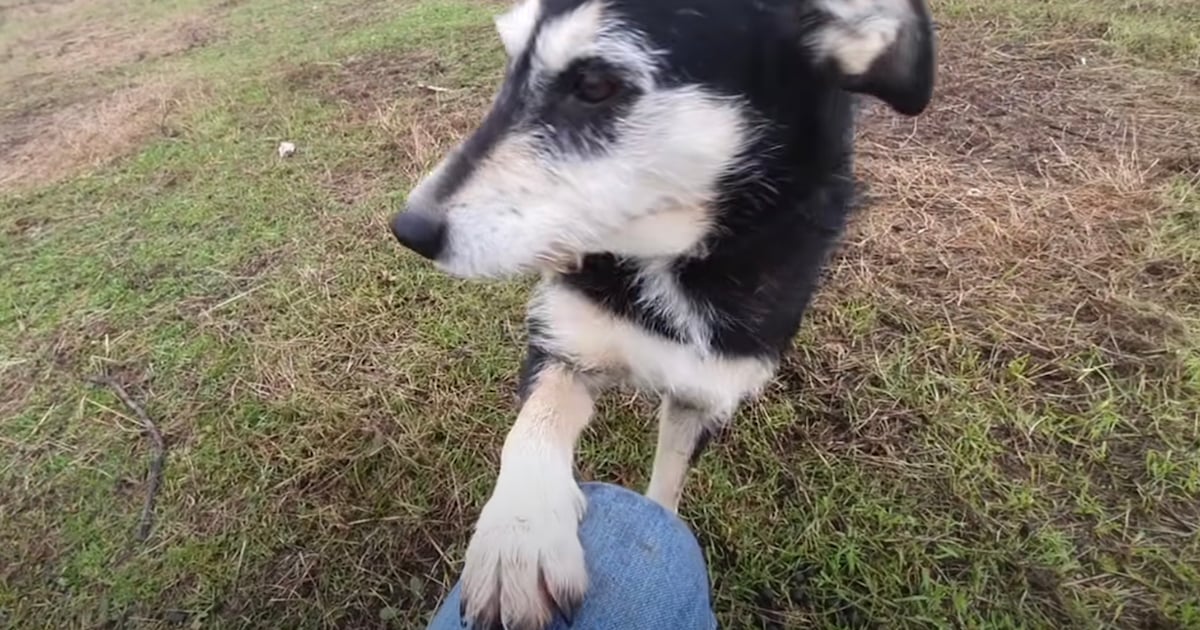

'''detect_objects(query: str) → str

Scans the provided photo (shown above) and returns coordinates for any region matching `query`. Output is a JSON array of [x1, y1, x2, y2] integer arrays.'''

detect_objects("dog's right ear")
[[803, 0, 936, 116]]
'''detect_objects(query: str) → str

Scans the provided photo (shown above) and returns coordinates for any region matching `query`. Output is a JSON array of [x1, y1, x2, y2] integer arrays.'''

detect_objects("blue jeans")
[[427, 483, 718, 630]]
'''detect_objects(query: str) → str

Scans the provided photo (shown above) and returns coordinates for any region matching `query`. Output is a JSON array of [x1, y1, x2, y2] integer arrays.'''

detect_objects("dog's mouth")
[[429, 240, 584, 279]]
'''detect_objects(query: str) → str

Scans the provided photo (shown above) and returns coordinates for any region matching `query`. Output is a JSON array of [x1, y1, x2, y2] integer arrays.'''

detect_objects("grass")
[[1, 0, 1198, 628]]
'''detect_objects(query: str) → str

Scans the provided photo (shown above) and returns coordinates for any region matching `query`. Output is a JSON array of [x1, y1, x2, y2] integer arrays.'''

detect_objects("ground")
[[0, 0, 1197, 627]]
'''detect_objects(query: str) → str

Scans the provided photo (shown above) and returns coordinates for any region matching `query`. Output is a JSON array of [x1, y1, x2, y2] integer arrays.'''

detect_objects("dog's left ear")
[[807, 0, 936, 116]]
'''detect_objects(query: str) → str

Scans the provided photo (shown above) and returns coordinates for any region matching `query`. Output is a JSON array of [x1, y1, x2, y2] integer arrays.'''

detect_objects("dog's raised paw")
[[459, 467, 587, 630]]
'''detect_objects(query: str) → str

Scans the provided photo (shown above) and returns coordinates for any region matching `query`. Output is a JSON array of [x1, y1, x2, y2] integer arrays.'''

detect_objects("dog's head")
[[390, 0, 934, 277]]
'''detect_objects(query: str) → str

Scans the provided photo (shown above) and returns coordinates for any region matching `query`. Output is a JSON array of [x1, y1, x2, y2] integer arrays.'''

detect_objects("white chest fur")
[[529, 279, 776, 416]]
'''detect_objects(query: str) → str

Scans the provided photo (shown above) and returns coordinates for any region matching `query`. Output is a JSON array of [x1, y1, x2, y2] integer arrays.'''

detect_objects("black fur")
[[538, 57, 644, 154], [431, 50, 533, 204], [516, 327, 550, 403], [688, 424, 719, 467], [834, 0, 937, 116], [521, 0, 930, 361]]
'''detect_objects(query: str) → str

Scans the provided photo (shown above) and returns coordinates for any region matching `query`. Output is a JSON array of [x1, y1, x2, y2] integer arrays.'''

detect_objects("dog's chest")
[[530, 280, 775, 415]]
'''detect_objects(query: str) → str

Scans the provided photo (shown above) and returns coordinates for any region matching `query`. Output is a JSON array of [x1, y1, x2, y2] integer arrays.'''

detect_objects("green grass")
[[939, 0, 1200, 66], [2, 0, 1199, 628]]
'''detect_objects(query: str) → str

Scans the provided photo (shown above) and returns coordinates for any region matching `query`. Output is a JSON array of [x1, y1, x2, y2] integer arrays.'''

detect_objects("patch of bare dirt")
[[1, 13, 220, 82], [0, 0, 224, 190], [0, 0, 86, 22], [0, 80, 182, 190], [883, 33, 1200, 176]]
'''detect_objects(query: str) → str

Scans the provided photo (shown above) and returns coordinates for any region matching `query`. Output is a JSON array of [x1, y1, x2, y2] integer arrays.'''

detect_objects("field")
[[1, 0, 1198, 627]]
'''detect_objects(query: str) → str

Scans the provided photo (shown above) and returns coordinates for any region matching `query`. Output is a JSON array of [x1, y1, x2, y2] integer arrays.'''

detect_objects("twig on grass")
[[416, 83, 451, 93], [87, 375, 167, 542]]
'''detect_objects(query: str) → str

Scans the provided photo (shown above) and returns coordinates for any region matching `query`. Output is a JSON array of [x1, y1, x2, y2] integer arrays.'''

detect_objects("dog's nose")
[[390, 211, 446, 260]]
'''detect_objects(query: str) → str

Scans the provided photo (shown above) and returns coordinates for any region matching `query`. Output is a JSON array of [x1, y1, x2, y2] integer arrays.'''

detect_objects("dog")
[[389, 0, 935, 627]]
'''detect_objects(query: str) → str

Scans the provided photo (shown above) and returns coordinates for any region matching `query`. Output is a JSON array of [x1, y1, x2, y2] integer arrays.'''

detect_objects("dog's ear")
[[495, 0, 538, 58], [806, 0, 936, 116]]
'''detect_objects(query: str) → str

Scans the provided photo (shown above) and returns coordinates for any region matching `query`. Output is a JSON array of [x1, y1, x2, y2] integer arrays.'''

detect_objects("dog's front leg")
[[646, 397, 726, 513], [460, 360, 594, 630]]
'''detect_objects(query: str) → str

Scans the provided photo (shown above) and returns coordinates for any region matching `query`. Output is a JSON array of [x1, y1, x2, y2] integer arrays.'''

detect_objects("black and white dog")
[[390, 0, 934, 627]]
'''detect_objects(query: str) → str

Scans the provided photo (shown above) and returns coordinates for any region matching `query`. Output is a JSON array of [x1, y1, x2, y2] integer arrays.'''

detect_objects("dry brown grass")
[[0, 0, 87, 25], [0, 3, 219, 84], [2, 15, 217, 78], [0, 0, 223, 190], [0, 80, 183, 190], [836, 23, 1199, 376]]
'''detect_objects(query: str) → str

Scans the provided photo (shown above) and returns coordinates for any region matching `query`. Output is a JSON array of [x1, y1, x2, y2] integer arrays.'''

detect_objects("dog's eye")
[[573, 69, 621, 104]]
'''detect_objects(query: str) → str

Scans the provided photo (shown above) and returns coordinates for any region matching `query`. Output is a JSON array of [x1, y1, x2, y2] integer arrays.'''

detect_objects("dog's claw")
[[460, 603, 501, 630], [559, 599, 577, 626], [541, 568, 580, 626], [460, 596, 498, 630]]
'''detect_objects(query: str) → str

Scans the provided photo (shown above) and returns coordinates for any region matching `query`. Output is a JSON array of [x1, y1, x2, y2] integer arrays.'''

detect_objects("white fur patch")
[[534, 1, 606, 73], [531, 0, 659, 85], [601, 206, 711, 259], [495, 0, 540, 58], [814, 0, 911, 75], [530, 283, 775, 415], [436, 86, 751, 277], [635, 259, 714, 350]]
